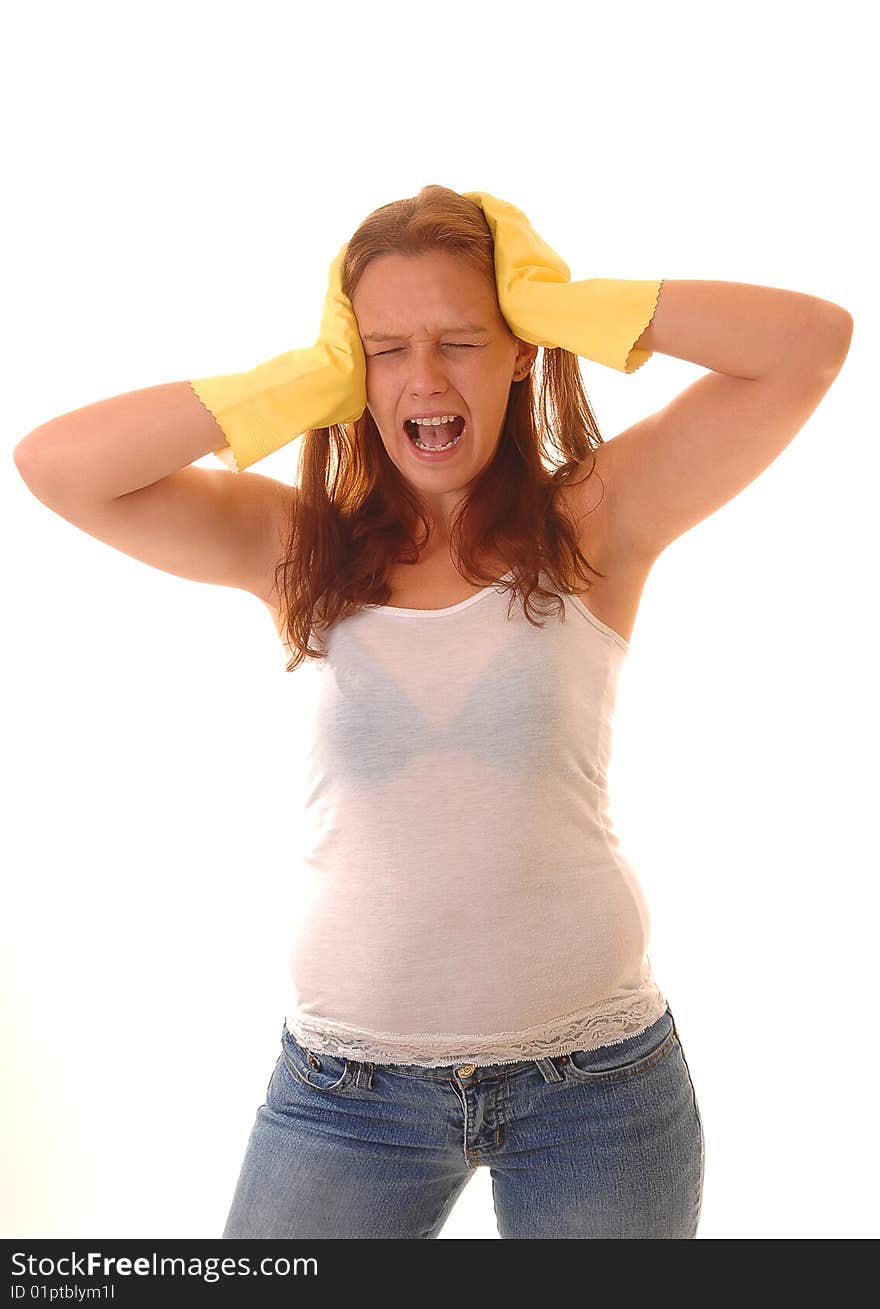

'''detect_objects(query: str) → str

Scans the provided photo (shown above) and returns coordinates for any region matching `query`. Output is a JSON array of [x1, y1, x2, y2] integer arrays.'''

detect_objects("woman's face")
[[351, 250, 537, 535]]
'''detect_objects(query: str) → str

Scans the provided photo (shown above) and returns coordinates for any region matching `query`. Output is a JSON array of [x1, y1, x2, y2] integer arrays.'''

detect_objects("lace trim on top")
[[286, 979, 668, 1069]]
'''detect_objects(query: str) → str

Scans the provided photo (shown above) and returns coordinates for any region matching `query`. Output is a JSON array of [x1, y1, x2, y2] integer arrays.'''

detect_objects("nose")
[[403, 345, 455, 393]]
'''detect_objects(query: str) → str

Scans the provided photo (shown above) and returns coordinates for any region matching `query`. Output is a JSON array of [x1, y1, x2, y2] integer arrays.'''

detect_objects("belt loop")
[[533, 1056, 565, 1084], [353, 1059, 374, 1088]]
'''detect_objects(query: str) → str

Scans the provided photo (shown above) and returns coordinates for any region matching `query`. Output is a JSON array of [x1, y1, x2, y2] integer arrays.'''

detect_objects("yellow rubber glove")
[[461, 190, 663, 374], [188, 244, 366, 473], [189, 193, 663, 474]]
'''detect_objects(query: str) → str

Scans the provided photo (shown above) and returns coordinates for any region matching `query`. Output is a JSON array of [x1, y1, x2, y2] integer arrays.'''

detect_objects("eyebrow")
[[362, 323, 488, 343]]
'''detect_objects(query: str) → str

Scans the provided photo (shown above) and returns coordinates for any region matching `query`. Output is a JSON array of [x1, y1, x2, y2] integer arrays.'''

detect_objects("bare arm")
[[13, 380, 293, 605]]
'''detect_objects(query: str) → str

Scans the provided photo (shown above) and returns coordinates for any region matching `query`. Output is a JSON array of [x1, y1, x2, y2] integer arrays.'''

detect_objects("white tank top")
[[283, 567, 668, 1067]]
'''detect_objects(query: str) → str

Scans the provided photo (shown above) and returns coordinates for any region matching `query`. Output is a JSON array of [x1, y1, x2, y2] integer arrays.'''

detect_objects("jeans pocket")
[[563, 1006, 677, 1085], [277, 1024, 356, 1095]]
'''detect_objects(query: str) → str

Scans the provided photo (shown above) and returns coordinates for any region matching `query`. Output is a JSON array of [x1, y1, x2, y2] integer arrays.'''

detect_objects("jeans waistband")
[[283, 1003, 675, 1088]]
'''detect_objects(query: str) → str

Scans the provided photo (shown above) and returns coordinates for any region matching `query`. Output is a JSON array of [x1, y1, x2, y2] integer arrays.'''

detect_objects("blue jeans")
[[222, 1001, 705, 1239]]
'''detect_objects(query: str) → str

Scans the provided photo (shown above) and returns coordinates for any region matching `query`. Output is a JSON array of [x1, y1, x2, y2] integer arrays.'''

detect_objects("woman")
[[14, 186, 852, 1238]]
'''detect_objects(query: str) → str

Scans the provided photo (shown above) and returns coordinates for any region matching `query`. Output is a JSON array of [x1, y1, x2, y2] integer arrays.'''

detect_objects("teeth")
[[411, 428, 463, 451], [408, 415, 459, 426]]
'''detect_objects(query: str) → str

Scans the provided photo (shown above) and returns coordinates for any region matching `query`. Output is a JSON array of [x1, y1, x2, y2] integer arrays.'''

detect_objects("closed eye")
[[373, 344, 478, 357]]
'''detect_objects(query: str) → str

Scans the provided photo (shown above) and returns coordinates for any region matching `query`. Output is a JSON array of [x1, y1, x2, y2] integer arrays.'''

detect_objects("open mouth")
[[404, 415, 466, 453]]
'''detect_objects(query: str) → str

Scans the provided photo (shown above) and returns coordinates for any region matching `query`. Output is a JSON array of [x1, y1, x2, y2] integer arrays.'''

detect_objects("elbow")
[[13, 432, 42, 488], [808, 304, 854, 368], [13, 428, 67, 504], [828, 304, 854, 337], [829, 309, 854, 366]]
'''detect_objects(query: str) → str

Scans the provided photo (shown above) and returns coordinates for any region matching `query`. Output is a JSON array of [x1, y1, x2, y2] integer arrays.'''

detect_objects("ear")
[[515, 340, 539, 372]]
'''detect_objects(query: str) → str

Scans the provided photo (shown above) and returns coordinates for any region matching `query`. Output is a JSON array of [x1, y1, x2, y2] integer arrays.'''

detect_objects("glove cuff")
[[189, 341, 366, 474]]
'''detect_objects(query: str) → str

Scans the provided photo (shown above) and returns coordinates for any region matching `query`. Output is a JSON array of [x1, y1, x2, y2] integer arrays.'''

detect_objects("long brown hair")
[[276, 184, 609, 671]]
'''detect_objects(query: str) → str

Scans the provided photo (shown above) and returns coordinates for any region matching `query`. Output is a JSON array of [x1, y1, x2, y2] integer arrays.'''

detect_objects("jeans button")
[[456, 1064, 476, 1077]]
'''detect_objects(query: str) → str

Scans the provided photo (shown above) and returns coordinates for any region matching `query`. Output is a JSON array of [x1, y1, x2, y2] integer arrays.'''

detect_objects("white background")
[[3, 0, 877, 1240]]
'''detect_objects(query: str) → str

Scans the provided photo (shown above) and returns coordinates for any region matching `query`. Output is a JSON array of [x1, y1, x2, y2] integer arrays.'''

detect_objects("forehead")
[[352, 251, 498, 337]]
